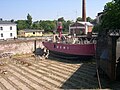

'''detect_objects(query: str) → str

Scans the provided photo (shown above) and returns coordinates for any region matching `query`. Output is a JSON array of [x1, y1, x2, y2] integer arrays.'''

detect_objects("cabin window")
[[63, 47, 66, 49], [1, 33, 3, 37], [0, 27, 3, 30], [67, 47, 69, 49], [60, 46, 62, 49], [33, 32, 35, 34], [10, 26, 12, 30], [57, 46, 59, 48], [10, 33, 12, 37]]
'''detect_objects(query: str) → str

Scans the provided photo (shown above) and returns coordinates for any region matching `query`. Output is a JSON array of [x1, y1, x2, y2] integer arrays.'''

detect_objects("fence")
[[96, 30, 120, 81]]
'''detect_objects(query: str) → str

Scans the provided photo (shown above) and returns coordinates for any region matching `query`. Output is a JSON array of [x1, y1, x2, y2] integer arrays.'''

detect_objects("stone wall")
[[0, 39, 44, 57]]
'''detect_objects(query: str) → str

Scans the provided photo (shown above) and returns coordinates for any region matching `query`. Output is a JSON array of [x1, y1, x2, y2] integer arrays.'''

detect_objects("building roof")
[[23, 29, 44, 32], [70, 22, 84, 27], [70, 21, 93, 27], [97, 12, 103, 16], [0, 21, 16, 25], [78, 21, 93, 26]]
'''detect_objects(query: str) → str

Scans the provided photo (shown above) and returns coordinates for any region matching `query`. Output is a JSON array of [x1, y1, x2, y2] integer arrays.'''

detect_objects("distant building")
[[69, 21, 93, 35], [96, 12, 103, 24], [18, 29, 44, 37], [0, 20, 17, 40]]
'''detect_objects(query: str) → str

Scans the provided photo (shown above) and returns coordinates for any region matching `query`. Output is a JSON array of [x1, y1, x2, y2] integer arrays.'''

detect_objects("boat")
[[42, 38, 96, 59], [42, 20, 96, 59], [42, 0, 96, 59]]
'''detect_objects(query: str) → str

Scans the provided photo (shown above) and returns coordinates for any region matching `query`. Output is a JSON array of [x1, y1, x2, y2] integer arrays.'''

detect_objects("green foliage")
[[101, 0, 120, 31], [27, 13, 32, 29], [39, 20, 56, 32], [57, 17, 73, 33], [76, 17, 82, 21], [86, 17, 93, 22], [58, 17, 64, 22], [16, 15, 93, 33], [92, 24, 101, 32], [63, 20, 73, 32], [76, 16, 94, 22], [16, 20, 28, 30], [32, 21, 42, 29], [93, 0, 120, 33]]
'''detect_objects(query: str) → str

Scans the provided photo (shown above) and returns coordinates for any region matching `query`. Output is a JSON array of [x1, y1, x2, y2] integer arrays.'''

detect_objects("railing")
[[109, 29, 120, 37]]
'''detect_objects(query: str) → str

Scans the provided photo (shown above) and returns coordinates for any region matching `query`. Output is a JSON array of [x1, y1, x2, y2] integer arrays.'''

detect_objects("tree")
[[27, 13, 32, 29], [11, 19, 14, 22], [16, 20, 28, 30], [16, 15, 72, 33], [63, 20, 73, 33], [76, 17, 82, 21], [92, 24, 102, 32], [93, 0, 120, 32], [76, 16, 93, 22], [32, 21, 43, 29], [58, 17, 65, 22], [39, 20, 56, 32], [101, 0, 120, 31], [57, 17, 72, 33], [86, 17, 93, 22]]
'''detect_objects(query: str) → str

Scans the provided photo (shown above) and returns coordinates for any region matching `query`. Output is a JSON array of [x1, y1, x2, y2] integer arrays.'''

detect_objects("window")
[[1, 33, 3, 37], [10, 26, 12, 30], [0, 27, 3, 30], [10, 33, 12, 37], [33, 32, 35, 34]]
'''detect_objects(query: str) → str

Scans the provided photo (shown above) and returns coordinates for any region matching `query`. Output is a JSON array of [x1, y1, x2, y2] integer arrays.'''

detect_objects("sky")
[[0, 0, 112, 21]]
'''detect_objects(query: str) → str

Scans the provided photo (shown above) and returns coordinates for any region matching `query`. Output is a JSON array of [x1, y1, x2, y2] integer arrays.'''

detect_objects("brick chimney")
[[82, 0, 86, 22]]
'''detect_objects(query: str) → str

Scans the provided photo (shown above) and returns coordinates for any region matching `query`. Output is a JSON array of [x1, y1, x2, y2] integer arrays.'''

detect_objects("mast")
[[82, 0, 86, 22]]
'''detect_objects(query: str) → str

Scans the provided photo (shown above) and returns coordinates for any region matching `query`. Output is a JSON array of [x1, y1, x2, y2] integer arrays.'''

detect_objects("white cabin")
[[0, 20, 17, 40]]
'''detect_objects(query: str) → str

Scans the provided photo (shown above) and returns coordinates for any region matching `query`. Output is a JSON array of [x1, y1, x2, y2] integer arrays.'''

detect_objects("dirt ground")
[[0, 54, 120, 90]]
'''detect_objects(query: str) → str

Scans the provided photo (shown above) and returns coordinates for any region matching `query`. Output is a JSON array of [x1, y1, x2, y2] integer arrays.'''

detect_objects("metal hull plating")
[[43, 41, 96, 58]]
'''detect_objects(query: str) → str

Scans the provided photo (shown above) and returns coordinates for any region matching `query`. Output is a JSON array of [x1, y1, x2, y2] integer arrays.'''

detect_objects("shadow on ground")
[[48, 54, 95, 64], [48, 56, 120, 89]]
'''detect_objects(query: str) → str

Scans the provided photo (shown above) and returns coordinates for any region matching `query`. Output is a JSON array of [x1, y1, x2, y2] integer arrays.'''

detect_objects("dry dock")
[[0, 55, 120, 90]]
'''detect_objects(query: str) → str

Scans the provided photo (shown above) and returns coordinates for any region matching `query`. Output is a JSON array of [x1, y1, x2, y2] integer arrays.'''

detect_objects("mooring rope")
[[96, 68, 102, 89]]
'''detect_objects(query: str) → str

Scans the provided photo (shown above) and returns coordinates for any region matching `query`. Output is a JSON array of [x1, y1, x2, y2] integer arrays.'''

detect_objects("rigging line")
[[95, 43, 102, 89]]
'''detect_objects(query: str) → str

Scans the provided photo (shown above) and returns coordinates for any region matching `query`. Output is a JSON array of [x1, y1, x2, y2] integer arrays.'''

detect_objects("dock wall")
[[96, 30, 120, 81], [0, 39, 44, 58]]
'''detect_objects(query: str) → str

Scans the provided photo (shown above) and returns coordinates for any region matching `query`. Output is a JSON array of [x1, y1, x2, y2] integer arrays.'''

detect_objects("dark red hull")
[[42, 41, 96, 57]]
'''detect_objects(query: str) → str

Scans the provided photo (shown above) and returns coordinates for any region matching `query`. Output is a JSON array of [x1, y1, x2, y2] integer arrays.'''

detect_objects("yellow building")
[[18, 29, 44, 37]]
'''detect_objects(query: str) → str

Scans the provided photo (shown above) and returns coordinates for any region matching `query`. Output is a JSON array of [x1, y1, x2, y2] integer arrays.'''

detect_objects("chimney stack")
[[82, 0, 86, 22]]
